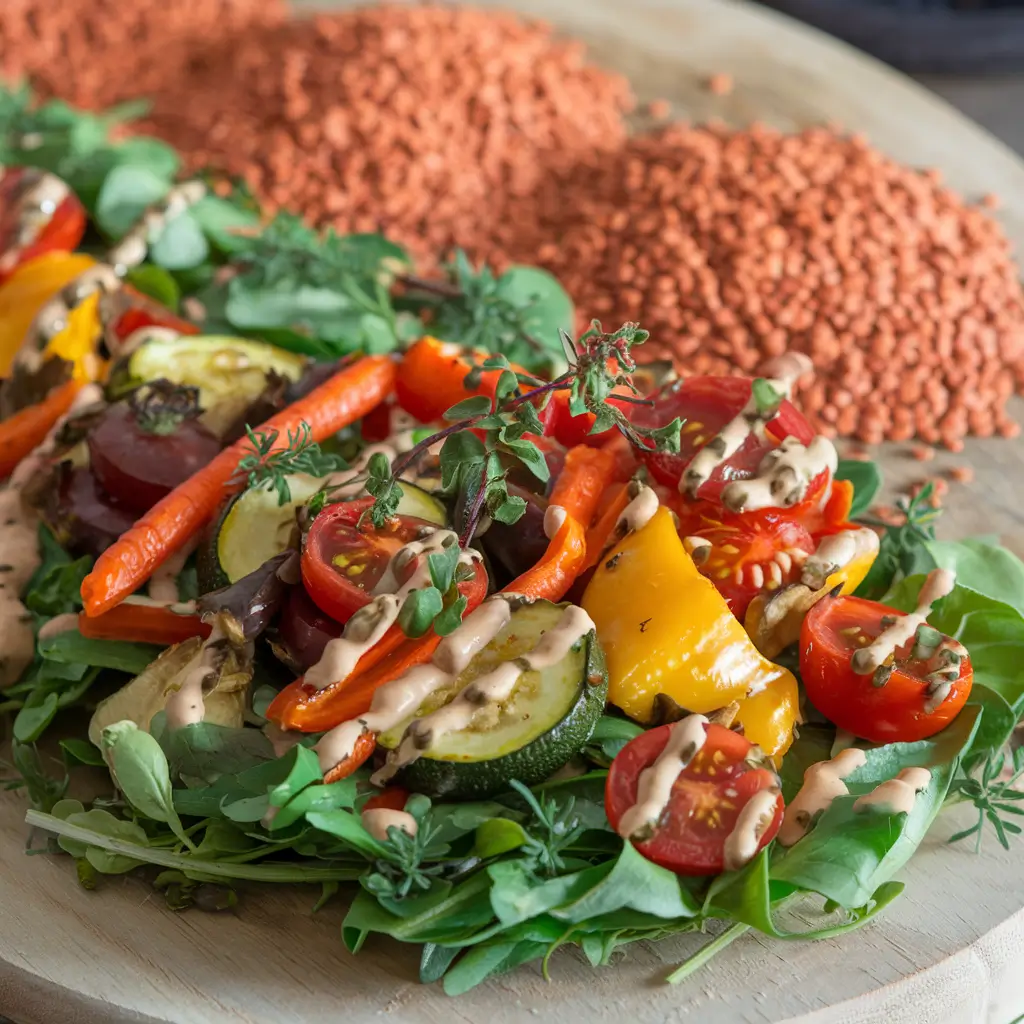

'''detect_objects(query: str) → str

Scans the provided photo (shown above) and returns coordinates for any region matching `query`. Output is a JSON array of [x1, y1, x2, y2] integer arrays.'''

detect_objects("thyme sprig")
[[510, 780, 585, 878], [234, 421, 347, 506], [368, 320, 682, 544]]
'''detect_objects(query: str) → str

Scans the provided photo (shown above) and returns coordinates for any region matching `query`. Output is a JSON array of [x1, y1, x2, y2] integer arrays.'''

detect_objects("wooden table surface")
[[4, 1, 1024, 1022]]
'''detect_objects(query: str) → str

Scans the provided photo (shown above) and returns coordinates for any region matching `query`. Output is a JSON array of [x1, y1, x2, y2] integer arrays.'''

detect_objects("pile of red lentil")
[[3, 0, 1023, 448]]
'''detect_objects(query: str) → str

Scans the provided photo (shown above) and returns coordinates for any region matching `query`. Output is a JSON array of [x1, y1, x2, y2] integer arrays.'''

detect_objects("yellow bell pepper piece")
[[582, 507, 799, 756], [0, 251, 96, 376], [41, 290, 105, 382]]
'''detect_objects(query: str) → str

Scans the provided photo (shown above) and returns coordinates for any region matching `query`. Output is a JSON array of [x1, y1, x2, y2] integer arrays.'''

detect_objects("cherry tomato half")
[[632, 376, 815, 503], [363, 787, 410, 813], [541, 388, 635, 448], [87, 401, 222, 514], [605, 721, 783, 876], [800, 594, 973, 744], [302, 505, 440, 624], [0, 168, 86, 283]]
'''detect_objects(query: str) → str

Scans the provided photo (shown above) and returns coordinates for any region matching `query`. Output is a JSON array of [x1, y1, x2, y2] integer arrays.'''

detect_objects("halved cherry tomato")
[[632, 376, 815, 503], [86, 401, 223, 514], [605, 721, 783, 876], [111, 289, 201, 342], [541, 387, 635, 448], [800, 593, 973, 744], [669, 496, 817, 619], [0, 168, 86, 283], [301, 503, 440, 624]]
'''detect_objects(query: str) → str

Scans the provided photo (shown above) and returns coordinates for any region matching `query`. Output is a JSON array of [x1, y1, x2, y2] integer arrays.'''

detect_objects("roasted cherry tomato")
[[86, 399, 222, 514], [302, 505, 440, 624], [278, 585, 343, 671], [800, 593, 973, 744], [363, 787, 410, 813], [110, 290, 202, 343], [605, 721, 783, 876], [0, 168, 86, 283], [632, 376, 815, 503], [541, 387, 635, 448]]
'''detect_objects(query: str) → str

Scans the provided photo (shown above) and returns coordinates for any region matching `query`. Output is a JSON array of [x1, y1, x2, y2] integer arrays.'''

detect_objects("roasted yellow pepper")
[[582, 506, 799, 758], [0, 251, 96, 376]]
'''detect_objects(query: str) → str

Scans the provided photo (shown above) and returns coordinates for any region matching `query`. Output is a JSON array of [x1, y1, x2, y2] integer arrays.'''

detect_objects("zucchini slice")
[[198, 479, 449, 592], [378, 600, 608, 799], [118, 334, 307, 435]]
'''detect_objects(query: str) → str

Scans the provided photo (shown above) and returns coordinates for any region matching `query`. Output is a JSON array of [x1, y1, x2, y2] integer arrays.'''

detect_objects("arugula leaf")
[[38, 630, 161, 675], [836, 458, 882, 519]]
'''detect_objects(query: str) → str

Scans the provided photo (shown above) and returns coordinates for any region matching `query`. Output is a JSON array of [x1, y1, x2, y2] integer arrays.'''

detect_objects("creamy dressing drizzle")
[[304, 528, 470, 692], [778, 747, 867, 846], [722, 788, 780, 872], [165, 622, 225, 730], [361, 807, 418, 842], [681, 353, 812, 498], [0, 382, 103, 687], [852, 568, 955, 675], [148, 538, 197, 605], [122, 595, 198, 616], [616, 714, 709, 841], [801, 528, 880, 591], [0, 170, 71, 271], [543, 504, 567, 541], [377, 604, 595, 783], [328, 443, 398, 500], [720, 435, 838, 513], [107, 181, 206, 272], [853, 767, 931, 815], [615, 484, 659, 536]]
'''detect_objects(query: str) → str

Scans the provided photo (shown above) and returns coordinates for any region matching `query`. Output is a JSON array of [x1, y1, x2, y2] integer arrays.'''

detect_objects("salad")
[[2, 86, 1024, 997]]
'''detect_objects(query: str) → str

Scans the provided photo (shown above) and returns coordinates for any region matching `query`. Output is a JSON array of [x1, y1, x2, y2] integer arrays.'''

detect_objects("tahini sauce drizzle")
[[615, 484, 659, 536], [616, 714, 709, 841], [378, 604, 595, 781], [107, 181, 206, 272], [148, 538, 198, 605], [543, 504, 567, 541], [852, 568, 955, 675], [778, 747, 867, 846], [304, 528, 471, 691], [853, 767, 931, 815], [801, 528, 880, 591], [0, 382, 102, 687], [722, 788, 780, 872], [681, 352, 812, 498], [165, 622, 227, 730], [314, 593, 516, 773], [0, 169, 71, 273], [720, 435, 838, 513]]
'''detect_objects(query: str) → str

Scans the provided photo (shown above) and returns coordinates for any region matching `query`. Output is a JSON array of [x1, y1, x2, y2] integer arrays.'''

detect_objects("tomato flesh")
[[633, 376, 815, 502], [605, 722, 783, 876], [800, 594, 973, 743], [302, 507, 439, 624], [0, 168, 86, 282], [86, 403, 223, 514]]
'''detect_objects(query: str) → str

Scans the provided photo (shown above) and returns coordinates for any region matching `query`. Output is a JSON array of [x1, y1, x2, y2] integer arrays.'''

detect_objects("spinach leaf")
[[160, 720, 276, 785], [924, 538, 1024, 614], [835, 459, 882, 519], [39, 630, 161, 674]]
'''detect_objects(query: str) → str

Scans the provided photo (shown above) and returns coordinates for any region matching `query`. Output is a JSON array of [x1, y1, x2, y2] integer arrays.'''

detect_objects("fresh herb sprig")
[[948, 746, 1024, 851], [397, 542, 476, 639], [369, 320, 682, 544], [234, 421, 347, 505], [510, 780, 585, 877], [363, 798, 448, 900]]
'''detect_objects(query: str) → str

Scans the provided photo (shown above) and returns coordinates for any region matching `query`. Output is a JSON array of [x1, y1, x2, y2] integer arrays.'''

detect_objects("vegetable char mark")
[[616, 713, 709, 841]]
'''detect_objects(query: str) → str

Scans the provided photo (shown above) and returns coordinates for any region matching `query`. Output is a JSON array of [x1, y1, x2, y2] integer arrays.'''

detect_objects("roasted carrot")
[[0, 379, 83, 479], [81, 355, 397, 618], [547, 444, 615, 527], [77, 604, 211, 645]]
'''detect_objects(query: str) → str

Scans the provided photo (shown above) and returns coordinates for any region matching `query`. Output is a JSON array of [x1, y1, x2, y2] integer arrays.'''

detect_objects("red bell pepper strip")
[[267, 557, 488, 733], [77, 604, 211, 645]]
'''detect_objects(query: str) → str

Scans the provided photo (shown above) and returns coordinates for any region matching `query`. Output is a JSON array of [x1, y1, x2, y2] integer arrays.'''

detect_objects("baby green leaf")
[[444, 396, 492, 420], [399, 588, 445, 639], [434, 595, 469, 637]]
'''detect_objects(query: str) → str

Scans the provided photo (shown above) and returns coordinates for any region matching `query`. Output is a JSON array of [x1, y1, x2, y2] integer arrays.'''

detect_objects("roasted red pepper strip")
[[547, 445, 615, 527], [503, 514, 587, 603], [111, 288, 202, 342], [77, 604, 211, 645], [0, 379, 83, 479], [395, 336, 532, 423], [267, 557, 488, 732]]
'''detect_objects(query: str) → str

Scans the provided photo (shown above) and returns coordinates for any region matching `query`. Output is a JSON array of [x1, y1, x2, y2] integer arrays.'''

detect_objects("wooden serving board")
[[4, 1, 1024, 1022]]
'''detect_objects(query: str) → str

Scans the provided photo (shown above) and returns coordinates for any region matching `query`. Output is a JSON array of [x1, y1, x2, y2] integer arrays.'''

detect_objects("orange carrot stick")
[[81, 355, 397, 617], [0, 379, 82, 479], [77, 605, 211, 645]]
